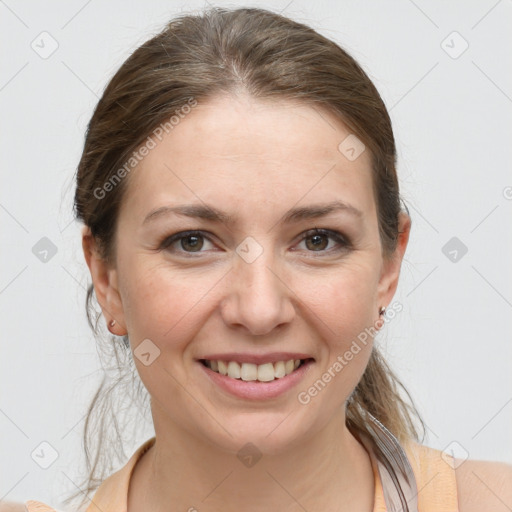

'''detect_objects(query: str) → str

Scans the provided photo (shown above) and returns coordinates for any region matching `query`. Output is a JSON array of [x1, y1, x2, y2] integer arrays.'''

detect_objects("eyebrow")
[[142, 200, 363, 226]]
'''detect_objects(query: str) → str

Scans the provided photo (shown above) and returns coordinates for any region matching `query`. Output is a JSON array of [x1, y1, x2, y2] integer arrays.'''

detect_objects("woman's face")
[[84, 93, 409, 454]]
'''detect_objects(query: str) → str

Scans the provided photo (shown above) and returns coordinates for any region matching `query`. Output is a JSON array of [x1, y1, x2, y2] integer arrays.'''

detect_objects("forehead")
[[120, 93, 376, 224]]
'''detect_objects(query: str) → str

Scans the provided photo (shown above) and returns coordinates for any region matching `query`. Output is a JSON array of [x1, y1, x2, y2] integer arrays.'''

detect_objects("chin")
[[195, 408, 316, 457]]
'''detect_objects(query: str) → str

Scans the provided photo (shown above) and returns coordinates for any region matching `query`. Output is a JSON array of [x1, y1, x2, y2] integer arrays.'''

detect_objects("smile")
[[200, 358, 309, 382]]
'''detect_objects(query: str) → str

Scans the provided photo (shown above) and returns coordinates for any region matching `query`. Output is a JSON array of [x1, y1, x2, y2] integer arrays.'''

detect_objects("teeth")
[[241, 363, 257, 381], [227, 361, 241, 379], [257, 363, 275, 382], [274, 361, 285, 378], [218, 360, 228, 376], [205, 359, 304, 382]]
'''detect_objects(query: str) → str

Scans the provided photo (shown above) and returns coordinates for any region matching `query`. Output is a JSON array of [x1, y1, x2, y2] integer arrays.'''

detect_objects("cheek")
[[119, 267, 219, 398], [302, 262, 379, 342], [119, 261, 222, 344], [294, 269, 377, 425]]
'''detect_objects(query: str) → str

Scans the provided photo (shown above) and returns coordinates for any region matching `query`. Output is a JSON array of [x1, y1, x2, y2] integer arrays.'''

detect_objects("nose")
[[220, 245, 296, 336]]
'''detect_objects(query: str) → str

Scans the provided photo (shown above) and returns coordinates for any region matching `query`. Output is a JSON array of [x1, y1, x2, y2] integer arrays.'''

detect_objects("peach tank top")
[[25, 429, 459, 512]]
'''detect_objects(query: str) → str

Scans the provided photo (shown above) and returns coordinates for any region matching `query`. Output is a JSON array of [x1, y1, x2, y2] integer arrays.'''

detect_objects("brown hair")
[[67, 6, 424, 509]]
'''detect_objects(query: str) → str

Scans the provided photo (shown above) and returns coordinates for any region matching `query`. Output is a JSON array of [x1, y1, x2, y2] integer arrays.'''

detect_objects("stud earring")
[[378, 306, 386, 316]]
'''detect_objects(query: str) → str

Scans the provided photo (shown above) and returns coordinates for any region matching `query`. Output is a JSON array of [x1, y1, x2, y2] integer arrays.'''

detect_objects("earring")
[[378, 306, 386, 316], [108, 319, 129, 342]]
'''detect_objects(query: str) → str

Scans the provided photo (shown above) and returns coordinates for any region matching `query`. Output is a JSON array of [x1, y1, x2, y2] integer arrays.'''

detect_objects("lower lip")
[[198, 359, 314, 400]]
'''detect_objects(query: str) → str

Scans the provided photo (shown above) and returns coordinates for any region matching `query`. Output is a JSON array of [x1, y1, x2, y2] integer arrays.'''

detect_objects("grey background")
[[1, 0, 511, 507]]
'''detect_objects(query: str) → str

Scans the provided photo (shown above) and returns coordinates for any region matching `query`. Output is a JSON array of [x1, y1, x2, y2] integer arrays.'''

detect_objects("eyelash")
[[158, 228, 351, 257]]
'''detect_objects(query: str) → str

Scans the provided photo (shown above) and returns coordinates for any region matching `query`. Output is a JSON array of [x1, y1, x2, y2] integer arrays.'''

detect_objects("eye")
[[159, 230, 216, 255], [295, 228, 350, 254], [159, 228, 351, 257]]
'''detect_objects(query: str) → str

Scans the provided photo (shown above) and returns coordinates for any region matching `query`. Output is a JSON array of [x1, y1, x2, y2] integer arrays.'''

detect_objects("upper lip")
[[198, 352, 315, 365]]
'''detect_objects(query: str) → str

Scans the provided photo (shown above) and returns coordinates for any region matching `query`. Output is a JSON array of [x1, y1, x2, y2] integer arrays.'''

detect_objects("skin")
[[3, 89, 510, 512], [4, 85, 510, 512], [82, 91, 411, 511]]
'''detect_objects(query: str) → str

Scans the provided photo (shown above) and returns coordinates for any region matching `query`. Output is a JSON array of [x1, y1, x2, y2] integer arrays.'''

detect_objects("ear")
[[376, 211, 411, 311], [81, 226, 127, 335]]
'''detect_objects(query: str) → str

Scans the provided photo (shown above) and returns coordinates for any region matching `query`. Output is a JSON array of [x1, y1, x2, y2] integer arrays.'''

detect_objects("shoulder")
[[0, 503, 26, 512], [0, 500, 60, 512], [403, 441, 512, 511], [455, 458, 512, 512]]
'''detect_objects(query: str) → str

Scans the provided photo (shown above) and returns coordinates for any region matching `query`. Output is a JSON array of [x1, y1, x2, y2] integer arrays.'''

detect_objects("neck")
[[128, 410, 375, 512]]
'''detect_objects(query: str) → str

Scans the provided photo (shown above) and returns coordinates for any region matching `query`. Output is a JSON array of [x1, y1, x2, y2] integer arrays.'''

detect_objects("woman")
[[19, 6, 511, 512]]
